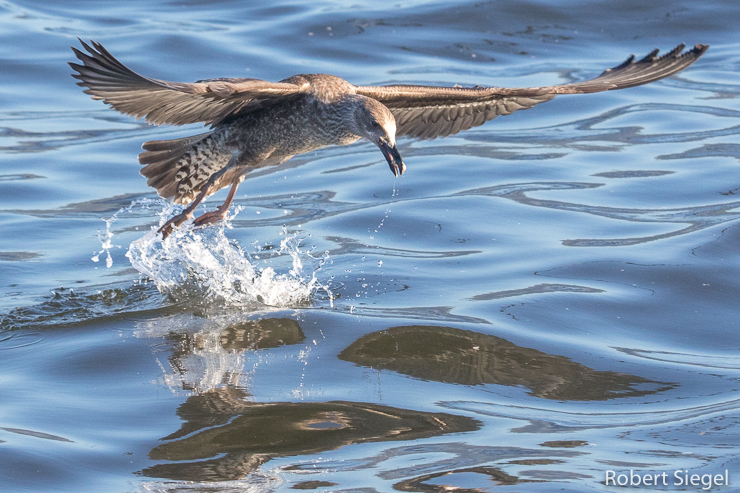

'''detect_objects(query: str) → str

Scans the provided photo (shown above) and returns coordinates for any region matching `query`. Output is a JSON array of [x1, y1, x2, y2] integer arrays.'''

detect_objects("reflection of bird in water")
[[143, 398, 480, 481], [70, 40, 707, 238], [339, 325, 674, 400]]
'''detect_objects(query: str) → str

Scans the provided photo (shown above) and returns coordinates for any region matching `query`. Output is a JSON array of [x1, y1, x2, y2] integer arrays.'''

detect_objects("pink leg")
[[158, 183, 216, 239], [192, 181, 241, 228], [157, 160, 242, 239]]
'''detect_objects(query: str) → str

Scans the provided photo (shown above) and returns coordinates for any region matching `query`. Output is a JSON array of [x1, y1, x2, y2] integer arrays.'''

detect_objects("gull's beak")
[[378, 139, 406, 178]]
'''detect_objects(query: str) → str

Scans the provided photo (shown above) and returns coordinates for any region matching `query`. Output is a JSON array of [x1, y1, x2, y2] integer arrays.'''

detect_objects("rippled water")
[[1, 0, 739, 491]]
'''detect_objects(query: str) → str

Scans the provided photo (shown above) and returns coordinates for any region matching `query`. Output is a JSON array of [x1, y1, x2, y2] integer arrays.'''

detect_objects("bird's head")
[[351, 97, 405, 177]]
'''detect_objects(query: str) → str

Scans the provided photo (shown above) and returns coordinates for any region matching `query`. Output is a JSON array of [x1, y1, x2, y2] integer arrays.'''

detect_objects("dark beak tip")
[[379, 140, 404, 178]]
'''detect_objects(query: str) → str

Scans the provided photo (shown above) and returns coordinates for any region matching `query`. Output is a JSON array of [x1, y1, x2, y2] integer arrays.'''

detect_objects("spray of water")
[[91, 209, 125, 268], [95, 200, 332, 308]]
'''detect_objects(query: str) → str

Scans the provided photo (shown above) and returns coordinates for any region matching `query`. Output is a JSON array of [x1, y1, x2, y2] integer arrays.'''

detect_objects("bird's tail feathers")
[[139, 132, 222, 204]]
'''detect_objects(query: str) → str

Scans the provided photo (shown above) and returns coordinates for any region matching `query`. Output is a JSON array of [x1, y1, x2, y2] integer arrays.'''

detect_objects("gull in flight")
[[70, 40, 708, 238]]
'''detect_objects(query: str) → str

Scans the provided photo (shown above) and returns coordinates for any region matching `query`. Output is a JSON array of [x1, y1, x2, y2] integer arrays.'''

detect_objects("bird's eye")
[[371, 120, 380, 128]]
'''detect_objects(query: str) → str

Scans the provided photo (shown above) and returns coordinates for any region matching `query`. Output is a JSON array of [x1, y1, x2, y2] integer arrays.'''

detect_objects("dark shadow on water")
[[141, 399, 481, 482], [339, 325, 674, 401], [218, 317, 306, 351]]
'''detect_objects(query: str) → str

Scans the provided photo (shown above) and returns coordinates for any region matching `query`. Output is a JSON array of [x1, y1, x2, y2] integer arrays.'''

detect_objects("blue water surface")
[[1, 0, 739, 492]]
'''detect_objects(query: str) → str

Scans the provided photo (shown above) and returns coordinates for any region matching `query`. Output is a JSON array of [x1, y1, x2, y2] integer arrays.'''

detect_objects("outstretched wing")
[[356, 43, 708, 139], [70, 39, 309, 127]]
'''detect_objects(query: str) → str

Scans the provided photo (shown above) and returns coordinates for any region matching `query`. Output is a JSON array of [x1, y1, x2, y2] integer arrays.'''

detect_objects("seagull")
[[70, 40, 708, 238]]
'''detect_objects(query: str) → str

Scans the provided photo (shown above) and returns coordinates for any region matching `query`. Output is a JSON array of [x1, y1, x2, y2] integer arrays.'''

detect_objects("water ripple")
[[0, 427, 73, 443], [657, 142, 740, 162], [0, 331, 43, 350], [0, 111, 150, 153], [440, 397, 740, 433], [0, 251, 40, 261], [326, 235, 479, 259], [466, 103, 740, 147], [346, 306, 490, 325], [472, 283, 604, 301], [0, 281, 169, 332], [665, 76, 740, 99], [289, 442, 581, 481], [458, 182, 740, 246], [614, 348, 740, 370], [0, 173, 44, 181]]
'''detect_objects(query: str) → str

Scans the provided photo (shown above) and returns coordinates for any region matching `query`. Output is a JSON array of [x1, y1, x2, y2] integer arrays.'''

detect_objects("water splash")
[[91, 222, 114, 267], [91, 213, 119, 268], [123, 202, 332, 308], [92, 198, 159, 268]]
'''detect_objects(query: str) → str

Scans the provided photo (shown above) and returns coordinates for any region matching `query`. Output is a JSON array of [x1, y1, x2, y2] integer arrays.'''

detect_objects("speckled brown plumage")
[[70, 40, 708, 238]]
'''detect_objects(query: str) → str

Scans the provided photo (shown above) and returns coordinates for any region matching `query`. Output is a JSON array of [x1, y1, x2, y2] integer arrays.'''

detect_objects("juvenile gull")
[[70, 40, 708, 238]]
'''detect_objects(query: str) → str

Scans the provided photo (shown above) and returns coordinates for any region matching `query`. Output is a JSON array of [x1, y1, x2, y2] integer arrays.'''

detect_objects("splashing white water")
[[92, 198, 160, 268], [97, 200, 332, 307], [92, 210, 124, 268]]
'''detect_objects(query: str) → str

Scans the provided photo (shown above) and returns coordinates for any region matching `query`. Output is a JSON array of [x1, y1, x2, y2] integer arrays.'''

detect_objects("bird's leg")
[[158, 185, 212, 239], [192, 180, 240, 228], [158, 165, 232, 239]]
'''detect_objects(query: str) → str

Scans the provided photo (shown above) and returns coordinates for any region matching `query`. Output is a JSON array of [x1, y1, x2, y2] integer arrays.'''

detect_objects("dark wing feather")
[[390, 95, 556, 139], [357, 44, 708, 139], [69, 40, 309, 127]]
